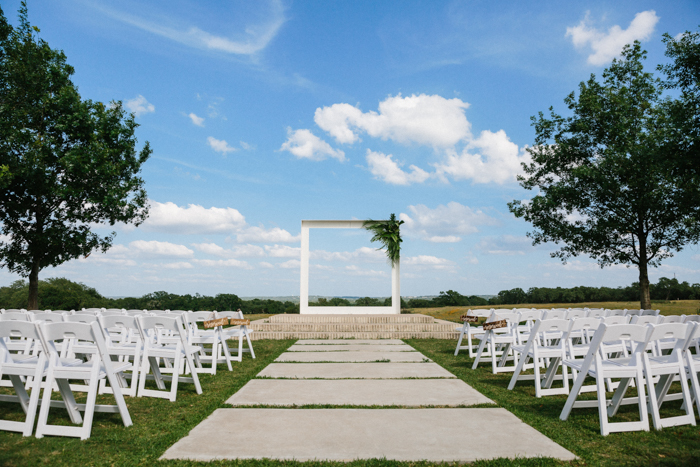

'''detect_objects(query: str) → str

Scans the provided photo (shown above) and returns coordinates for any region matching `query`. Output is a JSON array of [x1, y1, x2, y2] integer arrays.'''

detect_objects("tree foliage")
[[509, 42, 700, 309], [0, 3, 151, 308], [363, 213, 404, 266]]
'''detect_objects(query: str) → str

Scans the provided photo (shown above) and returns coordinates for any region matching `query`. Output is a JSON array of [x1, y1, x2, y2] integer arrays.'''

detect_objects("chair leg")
[[245, 330, 255, 359], [472, 331, 489, 370], [455, 324, 466, 356]]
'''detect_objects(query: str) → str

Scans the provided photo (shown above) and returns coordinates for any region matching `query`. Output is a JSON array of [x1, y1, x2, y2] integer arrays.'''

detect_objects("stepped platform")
[[248, 314, 459, 340]]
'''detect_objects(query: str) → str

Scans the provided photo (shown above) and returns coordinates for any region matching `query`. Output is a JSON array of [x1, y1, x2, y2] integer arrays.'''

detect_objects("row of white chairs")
[[2, 308, 256, 370], [455, 309, 700, 435], [0, 310, 255, 438], [455, 308, 662, 359]]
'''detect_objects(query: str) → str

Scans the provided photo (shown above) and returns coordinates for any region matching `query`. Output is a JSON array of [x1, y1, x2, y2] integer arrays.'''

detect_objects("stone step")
[[249, 331, 459, 340], [250, 323, 456, 333], [267, 314, 434, 324]]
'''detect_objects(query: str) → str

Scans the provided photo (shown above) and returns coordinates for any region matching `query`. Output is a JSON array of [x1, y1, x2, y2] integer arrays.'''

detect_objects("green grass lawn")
[[407, 339, 700, 467], [409, 301, 700, 323]]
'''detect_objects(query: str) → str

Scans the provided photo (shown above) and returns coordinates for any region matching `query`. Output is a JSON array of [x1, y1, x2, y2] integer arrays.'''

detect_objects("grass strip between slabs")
[[406, 338, 700, 467]]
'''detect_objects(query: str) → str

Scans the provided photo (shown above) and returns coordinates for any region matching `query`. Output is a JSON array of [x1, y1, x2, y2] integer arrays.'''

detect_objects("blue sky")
[[2, 0, 700, 298]]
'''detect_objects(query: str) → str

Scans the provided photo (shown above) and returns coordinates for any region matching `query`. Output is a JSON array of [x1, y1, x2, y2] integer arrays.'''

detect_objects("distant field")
[[408, 300, 700, 322]]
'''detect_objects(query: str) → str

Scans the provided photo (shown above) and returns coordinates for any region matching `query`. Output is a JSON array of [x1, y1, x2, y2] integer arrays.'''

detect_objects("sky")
[[1, 0, 700, 298]]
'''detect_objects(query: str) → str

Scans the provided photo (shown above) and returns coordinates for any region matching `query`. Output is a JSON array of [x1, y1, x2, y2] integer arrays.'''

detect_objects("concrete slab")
[[257, 362, 456, 379], [287, 344, 415, 352], [227, 379, 493, 406], [161, 408, 576, 462], [295, 339, 405, 345], [275, 351, 429, 363]]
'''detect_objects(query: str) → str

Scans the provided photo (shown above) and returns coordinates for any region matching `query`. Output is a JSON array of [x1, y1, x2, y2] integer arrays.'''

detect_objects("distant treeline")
[[490, 277, 700, 305], [1, 276, 698, 312], [0, 278, 299, 314]]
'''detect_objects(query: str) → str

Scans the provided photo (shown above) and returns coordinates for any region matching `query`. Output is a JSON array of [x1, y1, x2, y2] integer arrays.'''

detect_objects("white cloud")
[[237, 227, 300, 244], [129, 240, 194, 258], [161, 261, 194, 269], [279, 259, 301, 269], [191, 243, 265, 258], [434, 130, 530, 184], [188, 113, 205, 127], [400, 202, 499, 242], [315, 93, 471, 147], [208, 136, 236, 154], [259, 261, 275, 269], [124, 95, 155, 117], [193, 258, 252, 269], [344, 265, 388, 277], [265, 244, 301, 258], [96, 0, 286, 56], [142, 201, 246, 234], [366, 150, 431, 185], [280, 128, 345, 161], [477, 235, 541, 256], [312, 247, 385, 263], [566, 11, 659, 66], [403, 255, 455, 269]]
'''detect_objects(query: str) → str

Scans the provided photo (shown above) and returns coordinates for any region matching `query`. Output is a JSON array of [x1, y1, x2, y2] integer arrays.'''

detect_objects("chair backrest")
[[531, 318, 570, 336], [64, 314, 98, 324], [102, 310, 125, 316], [646, 322, 697, 357], [641, 309, 661, 316], [592, 323, 651, 357], [606, 309, 626, 317], [0, 312, 31, 322], [38, 321, 99, 353], [517, 310, 543, 323], [98, 315, 139, 346], [586, 309, 607, 318], [104, 308, 125, 313], [684, 315, 700, 323], [125, 310, 147, 316], [625, 309, 643, 317], [0, 320, 43, 360], [1, 309, 27, 314], [74, 309, 98, 315], [543, 309, 566, 320], [565, 309, 587, 320], [563, 317, 602, 344], [31, 312, 65, 323], [630, 315, 661, 326], [659, 315, 684, 324], [217, 310, 244, 319], [604, 315, 630, 325], [138, 315, 183, 334]]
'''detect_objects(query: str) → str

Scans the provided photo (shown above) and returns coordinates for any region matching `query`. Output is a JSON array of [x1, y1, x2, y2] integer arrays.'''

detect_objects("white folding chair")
[[183, 311, 231, 374], [586, 309, 607, 319], [454, 309, 493, 357], [97, 315, 143, 397], [471, 312, 522, 374], [35, 321, 132, 440], [641, 322, 697, 430], [0, 321, 47, 436], [136, 315, 203, 401], [216, 311, 256, 361], [560, 323, 652, 436], [508, 318, 570, 397]]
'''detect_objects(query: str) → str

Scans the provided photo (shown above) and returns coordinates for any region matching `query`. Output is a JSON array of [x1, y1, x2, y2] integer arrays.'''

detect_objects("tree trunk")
[[27, 261, 40, 310], [638, 257, 651, 310]]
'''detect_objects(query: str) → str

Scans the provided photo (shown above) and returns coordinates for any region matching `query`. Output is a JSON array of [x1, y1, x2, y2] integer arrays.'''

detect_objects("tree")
[[0, 3, 151, 309], [509, 43, 700, 310], [363, 213, 404, 266]]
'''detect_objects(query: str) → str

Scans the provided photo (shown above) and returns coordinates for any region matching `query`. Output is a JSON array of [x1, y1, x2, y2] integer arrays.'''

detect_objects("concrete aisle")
[[162, 339, 576, 463]]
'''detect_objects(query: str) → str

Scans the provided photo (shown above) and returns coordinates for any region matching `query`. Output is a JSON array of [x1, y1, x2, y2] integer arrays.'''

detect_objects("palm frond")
[[363, 213, 404, 266]]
